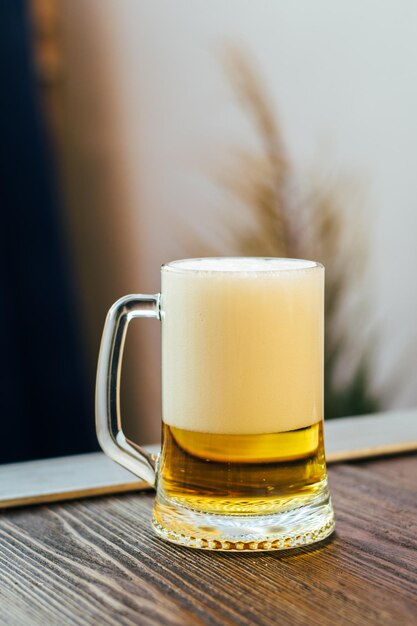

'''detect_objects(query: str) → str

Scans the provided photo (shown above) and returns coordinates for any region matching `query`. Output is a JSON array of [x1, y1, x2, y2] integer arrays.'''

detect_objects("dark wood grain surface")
[[0, 455, 416, 626]]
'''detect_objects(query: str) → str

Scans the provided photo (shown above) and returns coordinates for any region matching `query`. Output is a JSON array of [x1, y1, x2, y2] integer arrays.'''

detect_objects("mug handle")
[[95, 294, 160, 486]]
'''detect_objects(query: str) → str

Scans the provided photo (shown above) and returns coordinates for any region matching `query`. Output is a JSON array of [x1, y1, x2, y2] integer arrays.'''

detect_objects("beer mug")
[[96, 258, 335, 550]]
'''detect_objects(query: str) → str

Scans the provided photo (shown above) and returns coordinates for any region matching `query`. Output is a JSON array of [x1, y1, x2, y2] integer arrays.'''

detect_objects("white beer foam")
[[161, 258, 324, 435], [164, 257, 318, 273]]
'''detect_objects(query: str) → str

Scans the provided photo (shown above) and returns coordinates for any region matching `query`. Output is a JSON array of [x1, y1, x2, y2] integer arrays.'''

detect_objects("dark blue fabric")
[[0, 0, 97, 462]]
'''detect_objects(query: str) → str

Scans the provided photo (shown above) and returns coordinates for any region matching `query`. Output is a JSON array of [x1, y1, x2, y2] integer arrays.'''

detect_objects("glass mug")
[[96, 257, 335, 551]]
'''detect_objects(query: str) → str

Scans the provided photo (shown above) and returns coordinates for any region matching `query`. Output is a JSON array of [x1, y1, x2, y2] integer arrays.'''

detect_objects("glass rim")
[[161, 257, 323, 274]]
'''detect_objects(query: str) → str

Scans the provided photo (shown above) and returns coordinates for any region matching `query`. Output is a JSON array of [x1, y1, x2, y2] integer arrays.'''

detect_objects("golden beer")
[[158, 422, 327, 515]]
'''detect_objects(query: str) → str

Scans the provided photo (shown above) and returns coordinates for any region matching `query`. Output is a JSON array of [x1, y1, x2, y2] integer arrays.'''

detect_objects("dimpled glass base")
[[152, 492, 335, 551]]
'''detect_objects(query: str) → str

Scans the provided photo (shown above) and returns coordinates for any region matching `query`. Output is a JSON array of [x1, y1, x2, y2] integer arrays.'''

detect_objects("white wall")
[[61, 0, 417, 441]]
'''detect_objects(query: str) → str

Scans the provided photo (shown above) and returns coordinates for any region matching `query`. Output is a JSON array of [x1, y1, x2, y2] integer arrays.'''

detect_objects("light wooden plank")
[[324, 408, 417, 461], [0, 410, 415, 509], [0, 445, 159, 509]]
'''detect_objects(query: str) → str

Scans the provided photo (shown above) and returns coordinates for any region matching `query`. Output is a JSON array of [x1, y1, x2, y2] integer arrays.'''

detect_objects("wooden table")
[[0, 454, 416, 626]]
